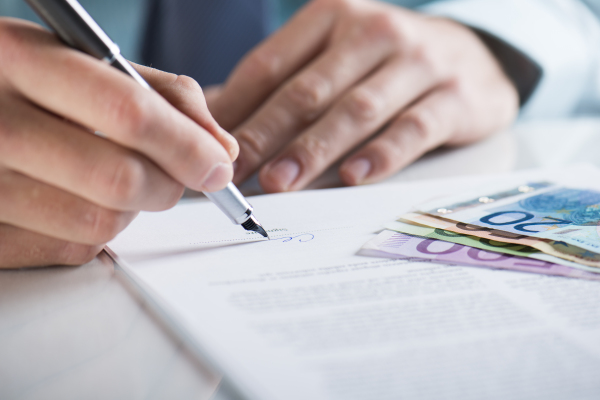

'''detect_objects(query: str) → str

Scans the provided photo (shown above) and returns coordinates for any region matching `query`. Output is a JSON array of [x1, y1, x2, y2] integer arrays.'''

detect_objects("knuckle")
[[101, 156, 145, 208], [177, 137, 206, 167], [162, 183, 185, 209], [83, 207, 131, 245], [370, 140, 403, 172], [173, 74, 202, 94], [411, 44, 443, 80], [343, 88, 382, 123], [0, 22, 16, 55], [0, 20, 61, 79], [362, 13, 406, 47], [297, 135, 330, 166], [59, 242, 102, 266], [242, 49, 282, 84], [309, 0, 347, 13], [284, 73, 331, 117], [111, 90, 154, 142], [401, 108, 438, 146], [0, 21, 29, 66], [236, 126, 273, 162], [445, 78, 469, 103]]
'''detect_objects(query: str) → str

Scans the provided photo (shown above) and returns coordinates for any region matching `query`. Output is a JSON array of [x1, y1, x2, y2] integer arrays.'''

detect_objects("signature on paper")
[[270, 233, 315, 243]]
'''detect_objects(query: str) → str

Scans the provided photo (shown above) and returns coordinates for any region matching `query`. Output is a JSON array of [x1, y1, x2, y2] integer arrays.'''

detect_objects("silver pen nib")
[[241, 215, 269, 239]]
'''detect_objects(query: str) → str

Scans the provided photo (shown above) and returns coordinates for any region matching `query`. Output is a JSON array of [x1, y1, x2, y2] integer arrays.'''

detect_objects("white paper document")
[[109, 166, 600, 400]]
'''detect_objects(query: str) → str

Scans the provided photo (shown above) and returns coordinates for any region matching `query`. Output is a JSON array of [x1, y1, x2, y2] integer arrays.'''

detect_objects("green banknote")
[[385, 220, 537, 257]]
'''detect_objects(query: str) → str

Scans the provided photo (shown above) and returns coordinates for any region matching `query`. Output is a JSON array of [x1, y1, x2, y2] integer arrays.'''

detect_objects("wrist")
[[469, 27, 542, 107]]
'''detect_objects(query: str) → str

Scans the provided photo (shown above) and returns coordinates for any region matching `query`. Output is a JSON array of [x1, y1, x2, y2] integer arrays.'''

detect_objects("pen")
[[25, 0, 270, 239]]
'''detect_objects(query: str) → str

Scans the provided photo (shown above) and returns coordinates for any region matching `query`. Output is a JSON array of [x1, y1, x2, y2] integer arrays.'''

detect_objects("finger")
[[208, 0, 338, 130], [0, 96, 184, 211], [339, 87, 461, 185], [133, 65, 238, 161], [0, 224, 103, 269], [258, 57, 437, 192], [0, 21, 231, 192], [203, 85, 223, 106], [231, 30, 394, 184], [0, 168, 137, 245]]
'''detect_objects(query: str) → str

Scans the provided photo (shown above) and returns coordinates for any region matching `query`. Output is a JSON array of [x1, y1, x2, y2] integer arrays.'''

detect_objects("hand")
[[0, 18, 238, 268], [207, 0, 518, 192]]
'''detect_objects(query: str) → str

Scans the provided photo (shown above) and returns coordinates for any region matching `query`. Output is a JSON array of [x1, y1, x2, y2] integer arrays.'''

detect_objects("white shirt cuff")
[[420, 0, 600, 119]]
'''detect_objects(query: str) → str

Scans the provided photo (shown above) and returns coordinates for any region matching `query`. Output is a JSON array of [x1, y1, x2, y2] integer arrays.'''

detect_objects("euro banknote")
[[384, 220, 600, 273], [418, 182, 600, 255], [361, 230, 600, 281], [401, 212, 600, 268]]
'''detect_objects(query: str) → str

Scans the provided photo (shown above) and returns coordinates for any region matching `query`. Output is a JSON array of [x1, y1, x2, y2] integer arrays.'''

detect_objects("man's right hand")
[[0, 18, 238, 268]]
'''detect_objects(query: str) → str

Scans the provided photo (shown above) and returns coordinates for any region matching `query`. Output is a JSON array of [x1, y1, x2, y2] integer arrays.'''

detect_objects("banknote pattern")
[[384, 220, 600, 273], [401, 212, 600, 268], [420, 184, 600, 255], [361, 182, 600, 280], [385, 220, 538, 257], [361, 230, 600, 281]]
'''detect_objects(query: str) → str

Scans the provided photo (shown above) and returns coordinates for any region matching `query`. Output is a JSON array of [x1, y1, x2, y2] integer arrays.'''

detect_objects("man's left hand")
[[207, 0, 519, 192]]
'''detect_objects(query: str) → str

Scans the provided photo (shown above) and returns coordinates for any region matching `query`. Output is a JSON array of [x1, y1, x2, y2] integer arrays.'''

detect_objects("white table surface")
[[2, 118, 599, 400]]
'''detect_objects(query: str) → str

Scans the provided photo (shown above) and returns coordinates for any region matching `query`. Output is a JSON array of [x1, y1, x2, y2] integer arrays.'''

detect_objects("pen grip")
[[203, 184, 253, 225]]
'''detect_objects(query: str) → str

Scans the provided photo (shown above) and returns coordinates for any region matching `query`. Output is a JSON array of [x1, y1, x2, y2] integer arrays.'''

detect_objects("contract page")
[[109, 166, 600, 400]]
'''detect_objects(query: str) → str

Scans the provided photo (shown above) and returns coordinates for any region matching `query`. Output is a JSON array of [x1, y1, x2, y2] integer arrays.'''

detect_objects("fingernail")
[[266, 158, 300, 191], [201, 162, 233, 192], [343, 158, 371, 184]]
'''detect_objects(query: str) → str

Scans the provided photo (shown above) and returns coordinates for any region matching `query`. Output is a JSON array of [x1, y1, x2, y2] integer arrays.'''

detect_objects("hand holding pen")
[[0, 4, 247, 268]]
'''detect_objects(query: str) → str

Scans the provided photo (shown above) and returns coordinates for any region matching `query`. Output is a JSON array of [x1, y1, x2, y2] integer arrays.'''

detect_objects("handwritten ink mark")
[[190, 226, 349, 245], [271, 233, 315, 243]]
